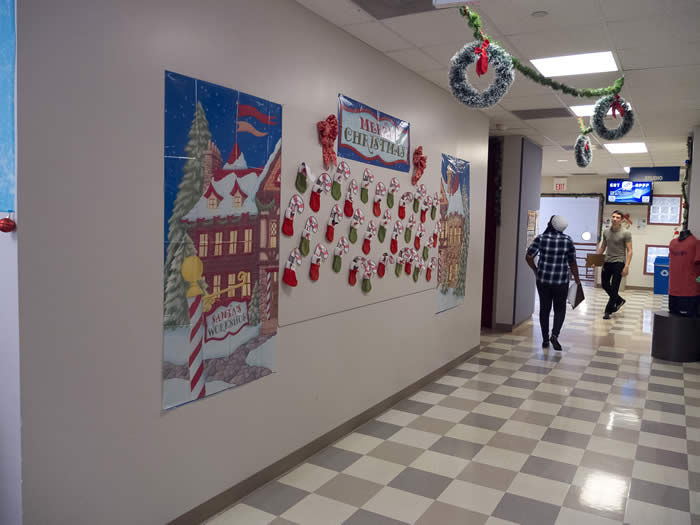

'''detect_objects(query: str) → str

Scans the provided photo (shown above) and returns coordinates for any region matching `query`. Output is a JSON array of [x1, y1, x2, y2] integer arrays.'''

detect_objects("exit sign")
[[554, 178, 567, 192]]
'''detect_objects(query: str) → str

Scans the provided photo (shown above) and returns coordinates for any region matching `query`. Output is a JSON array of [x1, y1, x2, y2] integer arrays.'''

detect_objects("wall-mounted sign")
[[337, 94, 410, 173], [553, 177, 567, 192], [0, 0, 16, 212], [629, 166, 680, 182]]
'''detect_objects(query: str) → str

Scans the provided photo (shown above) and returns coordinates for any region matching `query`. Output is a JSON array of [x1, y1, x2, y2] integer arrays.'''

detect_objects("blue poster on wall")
[[337, 94, 410, 173], [0, 0, 15, 212]]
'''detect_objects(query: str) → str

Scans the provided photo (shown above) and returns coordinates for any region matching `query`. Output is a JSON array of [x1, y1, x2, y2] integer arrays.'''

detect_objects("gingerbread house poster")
[[436, 153, 470, 314], [162, 72, 281, 409]]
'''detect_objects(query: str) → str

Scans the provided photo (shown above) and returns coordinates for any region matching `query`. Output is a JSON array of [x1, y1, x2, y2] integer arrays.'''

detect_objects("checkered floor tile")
[[207, 288, 700, 525]]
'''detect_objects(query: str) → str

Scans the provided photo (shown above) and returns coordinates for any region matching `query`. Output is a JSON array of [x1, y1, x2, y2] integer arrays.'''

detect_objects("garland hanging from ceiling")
[[450, 6, 635, 165]]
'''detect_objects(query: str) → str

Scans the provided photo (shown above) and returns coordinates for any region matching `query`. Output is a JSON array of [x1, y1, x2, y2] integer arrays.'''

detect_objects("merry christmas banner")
[[162, 71, 281, 409], [337, 94, 410, 173]]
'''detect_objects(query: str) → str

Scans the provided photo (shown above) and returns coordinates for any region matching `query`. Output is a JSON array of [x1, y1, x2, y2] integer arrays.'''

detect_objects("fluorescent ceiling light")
[[530, 51, 618, 77], [604, 143, 647, 154], [557, 159, 568, 162], [570, 103, 631, 117], [624, 166, 630, 173]]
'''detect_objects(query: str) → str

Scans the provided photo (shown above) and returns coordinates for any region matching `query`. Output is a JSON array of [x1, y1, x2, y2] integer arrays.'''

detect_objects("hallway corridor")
[[208, 289, 700, 525]]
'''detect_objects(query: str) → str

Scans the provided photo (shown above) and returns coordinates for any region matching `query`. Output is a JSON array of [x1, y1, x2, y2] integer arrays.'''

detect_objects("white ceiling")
[[295, 0, 700, 177]]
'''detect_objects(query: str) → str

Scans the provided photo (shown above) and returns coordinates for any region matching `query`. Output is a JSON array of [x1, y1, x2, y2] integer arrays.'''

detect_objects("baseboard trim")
[[625, 285, 653, 291], [169, 343, 482, 525]]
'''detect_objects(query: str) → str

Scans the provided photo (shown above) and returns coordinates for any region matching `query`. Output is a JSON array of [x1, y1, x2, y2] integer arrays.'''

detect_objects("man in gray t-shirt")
[[597, 210, 633, 319]]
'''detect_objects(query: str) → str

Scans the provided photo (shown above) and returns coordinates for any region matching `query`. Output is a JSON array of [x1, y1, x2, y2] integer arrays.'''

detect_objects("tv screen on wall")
[[606, 179, 653, 205]]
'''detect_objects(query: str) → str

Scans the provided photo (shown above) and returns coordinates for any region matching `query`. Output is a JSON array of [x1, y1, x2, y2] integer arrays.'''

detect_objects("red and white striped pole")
[[182, 255, 207, 400], [265, 271, 272, 320]]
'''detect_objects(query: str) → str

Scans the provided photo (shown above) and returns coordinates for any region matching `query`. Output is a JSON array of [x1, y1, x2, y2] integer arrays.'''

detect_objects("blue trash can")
[[654, 256, 670, 295]]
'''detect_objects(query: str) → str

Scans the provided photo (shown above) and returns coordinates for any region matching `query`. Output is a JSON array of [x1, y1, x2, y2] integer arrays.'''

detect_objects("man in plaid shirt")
[[526, 215, 581, 351]]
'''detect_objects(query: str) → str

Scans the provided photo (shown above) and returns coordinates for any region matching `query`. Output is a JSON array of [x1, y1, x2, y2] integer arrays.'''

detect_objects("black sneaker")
[[550, 335, 563, 351], [542, 340, 550, 348], [603, 313, 611, 320], [614, 298, 626, 312]]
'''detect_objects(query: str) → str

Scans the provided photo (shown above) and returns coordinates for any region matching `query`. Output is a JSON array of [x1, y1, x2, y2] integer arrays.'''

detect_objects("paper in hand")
[[568, 282, 585, 309]]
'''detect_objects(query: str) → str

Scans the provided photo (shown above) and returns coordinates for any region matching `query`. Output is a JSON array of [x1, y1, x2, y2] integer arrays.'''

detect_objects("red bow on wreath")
[[317, 115, 339, 169], [474, 39, 489, 76], [611, 94, 625, 119], [585, 142, 590, 151]]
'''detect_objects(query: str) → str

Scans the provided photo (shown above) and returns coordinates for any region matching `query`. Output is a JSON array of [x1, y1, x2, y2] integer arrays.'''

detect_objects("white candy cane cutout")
[[309, 243, 329, 282], [326, 204, 343, 243], [362, 220, 378, 255], [310, 172, 332, 212], [332, 161, 351, 201], [361, 168, 375, 189], [377, 252, 394, 278], [282, 248, 303, 287], [282, 194, 305, 236], [400, 247, 413, 276], [348, 207, 365, 245], [372, 181, 386, 218], [344, 179, 359, 218], [398, 191, 413, 220], [432, 221, 441, 248], [299, 215, 319, 256], [361, 259, 377, 293], [332, 236, 350, 273], [382, 209, 392, 226], [390, 220, 404, 255], [389, 178, 401, 195], [414, 223, 426, 251], [426, 257, 437, 282], [348, 255, 365, 287], [420, 195, 432, 224]]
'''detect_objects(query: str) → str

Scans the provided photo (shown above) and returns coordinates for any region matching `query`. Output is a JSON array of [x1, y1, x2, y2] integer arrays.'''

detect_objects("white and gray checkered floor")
[[208, 288, 700, 525]]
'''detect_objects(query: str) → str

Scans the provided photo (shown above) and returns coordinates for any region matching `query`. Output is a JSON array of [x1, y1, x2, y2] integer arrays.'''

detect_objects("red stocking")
[[310, 192, 321, 213], [344, 199, 353, 218], [325, 224, 335, 243], [377, 262, 386, 278], [362, 238, 371, 255], [426, 268, 432, 282], [420, 209, 426, 223], [373, 201, 381, 217], [404, 262, 412, 275], [398, 204, 406, 220], [283, 267, 298, 287], [390, 238, 398, 254], [309, 263, 320, 281], [348, 268, 358, 286], [282, 216, 294, 236], [414, 236, 420, 250]]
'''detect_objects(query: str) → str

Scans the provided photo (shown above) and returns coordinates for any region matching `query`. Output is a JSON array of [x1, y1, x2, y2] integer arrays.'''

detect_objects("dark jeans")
[[536, 282, 568, 340], [602, 262, 625, 314]]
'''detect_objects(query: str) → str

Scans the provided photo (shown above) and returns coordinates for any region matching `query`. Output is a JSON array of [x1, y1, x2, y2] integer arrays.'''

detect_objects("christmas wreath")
[[574, 134, 592, 168], [591, 94, 634, 141], [449, 40, 514, 109]]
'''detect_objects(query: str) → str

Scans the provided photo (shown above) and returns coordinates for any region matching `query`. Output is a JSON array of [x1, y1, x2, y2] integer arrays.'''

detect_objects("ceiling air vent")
[[511, 108, 572, 120], [351, 0, 434, 19]]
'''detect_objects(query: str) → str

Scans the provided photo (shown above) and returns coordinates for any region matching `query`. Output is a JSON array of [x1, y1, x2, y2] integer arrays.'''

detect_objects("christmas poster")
[[162, 72, 281, 409], [435, 154, 470, 314]]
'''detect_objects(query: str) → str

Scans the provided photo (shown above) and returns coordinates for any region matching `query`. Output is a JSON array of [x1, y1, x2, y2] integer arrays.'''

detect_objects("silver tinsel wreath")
[[591, 94, 634, 141], [575, 135, 592, 168], [449, 41, 514, 109]]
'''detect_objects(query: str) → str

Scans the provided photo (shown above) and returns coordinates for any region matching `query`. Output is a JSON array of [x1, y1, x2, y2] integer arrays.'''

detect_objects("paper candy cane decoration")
[[310, 172, 332, 213], [348, 256, 365, 287], [432, 221, 441, 248], [348, 208, 365, 244], [283, 248, 303, 287], [399, 247, 415, 276], [344, 179, 359, 218], [299, 216, 319, 257], [404, 215, 416, 244], [398, 191, 413, 220], [395, 249, 407, 277], [282, 194, 305, 237], [326, 204, 343, 243], [431, 192, 439, 220], [413, 257, 426, 282], [390, 220, 404, 255], [426, 257, 437, 282], [309, 243, 329, 282], [420, 196, 432, 224], [387, 178, 400, 209], [414, 223, 425, 252], [332, 236, 350, 273], [414, 184, 427, 213], [361, 259, 377, 293], [373, 182, 386, 217], [378, 209, 391, 243], [360, 168, 374, 204], [295, 162, 314, 194], [362, 220, 377, 255], [378, 252, 394, 278], [332, 161, 351, 201]]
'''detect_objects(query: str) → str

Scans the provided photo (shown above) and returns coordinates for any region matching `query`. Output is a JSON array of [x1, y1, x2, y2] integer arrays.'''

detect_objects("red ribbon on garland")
[[317, 115, 338, 169], [474, 39, 489, 76], [611, 94, 625, 119]]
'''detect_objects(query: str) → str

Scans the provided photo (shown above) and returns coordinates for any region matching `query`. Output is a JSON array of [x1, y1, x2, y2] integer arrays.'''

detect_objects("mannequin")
[[668, 229, 700, 317]]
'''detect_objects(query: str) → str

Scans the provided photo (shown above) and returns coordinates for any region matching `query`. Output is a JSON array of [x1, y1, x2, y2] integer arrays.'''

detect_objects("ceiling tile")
[[386, 48, 443, 72], [351, 0, 434, 20], [601, 0, 698, 22], [422, 42, 470, 66], [343, 21, 413, 52], [295, 0, 374, 26], [382, 8, 474, 48], [618, 41, 700, 70], [499, 94, 564, 111], [607, 9, 700, 50]]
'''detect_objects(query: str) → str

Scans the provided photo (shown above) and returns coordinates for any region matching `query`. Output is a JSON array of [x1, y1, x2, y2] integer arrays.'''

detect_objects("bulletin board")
[[648, 195, 682, 226]]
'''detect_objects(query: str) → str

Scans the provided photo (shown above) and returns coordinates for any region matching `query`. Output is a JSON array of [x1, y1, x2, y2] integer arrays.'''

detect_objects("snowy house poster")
[[435, 154, 470, 314], [162, 72, 281, 409]]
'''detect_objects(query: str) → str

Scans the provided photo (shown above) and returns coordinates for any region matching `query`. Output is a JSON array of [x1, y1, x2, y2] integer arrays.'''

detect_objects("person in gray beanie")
[[525, 215, 581, 350]]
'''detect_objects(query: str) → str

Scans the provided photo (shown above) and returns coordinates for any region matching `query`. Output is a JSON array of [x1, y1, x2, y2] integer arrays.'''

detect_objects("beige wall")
[[542, 176, 682, 288], [16, 1, 488, 523]]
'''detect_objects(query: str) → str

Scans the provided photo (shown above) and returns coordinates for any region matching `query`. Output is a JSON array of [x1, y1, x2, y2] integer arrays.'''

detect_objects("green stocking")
[[387, 192, 394, 208], [360, 187, 369, 203], [349, 227, 358, 244], [299, 237, 310, 257], [413, 267, 420, 282], [361, 278, 372, 293], [295, 171, 307, 193], [423, 246, 429, 260], [431, 207, 437, 220], [413, 199, 420, 213], [404, 228, 412, 244], [331, 181, 341, 201], [395, 263, 402, 277], [378, 225, 386, 243], [332, 255, 342, 273]]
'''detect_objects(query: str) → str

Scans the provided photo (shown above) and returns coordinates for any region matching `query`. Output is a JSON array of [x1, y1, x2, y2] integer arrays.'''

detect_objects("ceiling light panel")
[[530, 51, 618, 77]]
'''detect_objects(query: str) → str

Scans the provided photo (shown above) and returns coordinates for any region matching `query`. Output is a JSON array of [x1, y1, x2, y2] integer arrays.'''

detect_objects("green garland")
[[578, 117, 593, 136], [459, 7, 624, 98]]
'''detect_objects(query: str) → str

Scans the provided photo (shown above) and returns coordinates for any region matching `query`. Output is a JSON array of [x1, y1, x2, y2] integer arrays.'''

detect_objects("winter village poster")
[[436, 153, 470, 314], [162, 72, 281, 409]]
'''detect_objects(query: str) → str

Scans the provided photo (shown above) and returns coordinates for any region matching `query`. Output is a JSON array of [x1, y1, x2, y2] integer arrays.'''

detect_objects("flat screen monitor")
[[606, 179, 652, 205]]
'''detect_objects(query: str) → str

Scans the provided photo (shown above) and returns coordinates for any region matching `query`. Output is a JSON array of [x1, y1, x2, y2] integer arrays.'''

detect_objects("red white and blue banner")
[[337, 94, 410, 173]]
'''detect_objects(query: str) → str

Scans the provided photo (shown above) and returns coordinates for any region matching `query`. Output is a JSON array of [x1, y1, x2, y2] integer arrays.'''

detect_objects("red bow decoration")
[[475, 39, 490, 77], [585, 142, 590, 151], [317, 115, 338, 169], [611, 94, 625, 119], [411, 146, 428, 186]]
